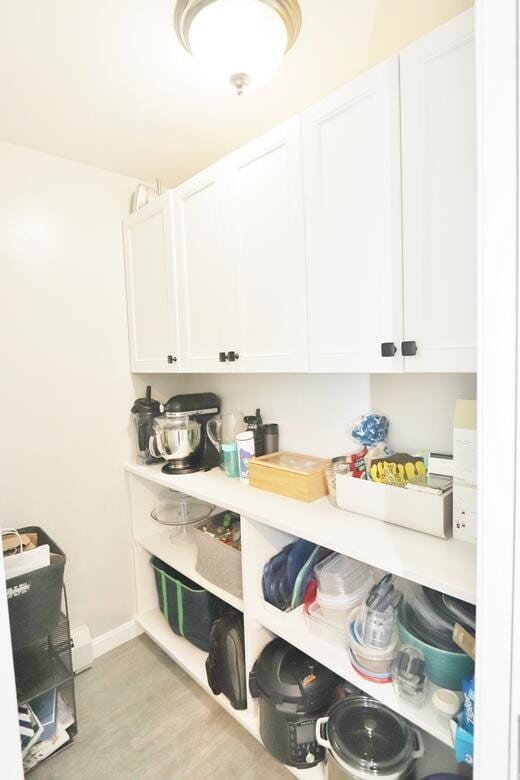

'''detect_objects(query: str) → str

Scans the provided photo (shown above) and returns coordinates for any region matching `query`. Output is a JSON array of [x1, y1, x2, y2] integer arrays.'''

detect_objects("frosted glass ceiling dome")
[[174, 0, 302, 94]]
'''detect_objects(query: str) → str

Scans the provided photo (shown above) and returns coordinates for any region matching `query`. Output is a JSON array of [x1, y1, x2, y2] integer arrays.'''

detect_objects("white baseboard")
[[92, 619, 143, 659]]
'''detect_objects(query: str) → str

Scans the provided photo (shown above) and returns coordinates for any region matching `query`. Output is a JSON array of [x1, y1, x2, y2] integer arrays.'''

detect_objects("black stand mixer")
[[149, 392, 221, 474]]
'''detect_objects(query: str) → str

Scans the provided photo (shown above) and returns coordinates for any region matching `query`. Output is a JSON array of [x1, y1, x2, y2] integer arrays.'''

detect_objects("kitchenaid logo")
[[6, 582, 30, 599]]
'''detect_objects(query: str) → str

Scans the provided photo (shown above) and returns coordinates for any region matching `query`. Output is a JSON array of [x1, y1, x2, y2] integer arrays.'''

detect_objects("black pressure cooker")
[[249, 638, 339, 769]]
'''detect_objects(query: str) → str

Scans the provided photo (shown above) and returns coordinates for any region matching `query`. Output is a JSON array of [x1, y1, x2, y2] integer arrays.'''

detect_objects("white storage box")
[[335, 474, 453, 539], [453, 483, 477, 543]]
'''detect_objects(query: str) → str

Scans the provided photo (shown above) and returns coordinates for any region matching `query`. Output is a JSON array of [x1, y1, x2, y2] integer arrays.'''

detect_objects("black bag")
[[6, 527, 66, 650], [206, 611, 247, 710]]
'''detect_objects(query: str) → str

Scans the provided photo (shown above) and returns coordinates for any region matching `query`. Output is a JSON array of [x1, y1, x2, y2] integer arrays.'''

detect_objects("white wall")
[[0, 141, 139, 638], [371, 373, 477, 452], [171, 374, 371, 458], [139, 372, 477, 460]]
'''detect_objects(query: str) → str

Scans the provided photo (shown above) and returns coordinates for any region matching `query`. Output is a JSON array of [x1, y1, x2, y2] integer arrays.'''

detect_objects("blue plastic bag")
[[351, 414, 389, 447]]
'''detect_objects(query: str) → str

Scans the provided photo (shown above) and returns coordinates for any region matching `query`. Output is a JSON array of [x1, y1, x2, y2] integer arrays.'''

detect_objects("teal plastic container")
[[222, 442, 239, 478], [398, 604, 474, 691]]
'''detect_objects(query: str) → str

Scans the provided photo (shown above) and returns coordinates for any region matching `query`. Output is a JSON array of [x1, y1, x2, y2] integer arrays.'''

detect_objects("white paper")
[[23, 728, 70, 771], [453, 429, 477, 485], [4, 544, 50, 581]]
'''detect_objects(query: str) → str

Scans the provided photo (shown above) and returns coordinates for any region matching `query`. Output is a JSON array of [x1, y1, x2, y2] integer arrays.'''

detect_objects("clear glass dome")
[[151, 489, 215, 544]]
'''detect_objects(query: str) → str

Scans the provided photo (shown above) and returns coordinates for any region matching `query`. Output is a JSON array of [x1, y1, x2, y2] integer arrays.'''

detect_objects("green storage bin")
[[398, 603, 474, 691], [151, 557, 224, 652]]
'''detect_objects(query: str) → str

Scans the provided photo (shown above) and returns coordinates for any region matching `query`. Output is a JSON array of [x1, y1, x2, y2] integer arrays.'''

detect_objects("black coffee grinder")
[[154, 392, 221, 474]]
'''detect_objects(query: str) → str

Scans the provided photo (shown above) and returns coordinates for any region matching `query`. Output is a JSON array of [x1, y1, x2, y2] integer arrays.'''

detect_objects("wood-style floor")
[[31, 634, 290, 779]]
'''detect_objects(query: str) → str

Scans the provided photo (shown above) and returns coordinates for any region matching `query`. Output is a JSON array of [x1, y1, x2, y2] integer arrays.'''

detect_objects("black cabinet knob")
[[401, 341, 418, 356], [167, 355, 177, 363], [219, 352, 228, 363], [227, 351, 240, 362], [381, 342, 397, 357]]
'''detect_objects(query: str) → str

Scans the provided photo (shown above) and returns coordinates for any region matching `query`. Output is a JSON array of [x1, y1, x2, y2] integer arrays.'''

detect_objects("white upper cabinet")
[[227, 119, 308, 371], [400, 10, 476, 372], [123, 13, 476, 376], [123, 194, 179, 372], [303, 56, 403, 373], [173, 163, 231, 372]]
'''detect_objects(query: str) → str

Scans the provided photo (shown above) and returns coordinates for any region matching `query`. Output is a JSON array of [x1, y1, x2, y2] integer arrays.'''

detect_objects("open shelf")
[[252, 601, 455, 749], [128, 467, 462, 775], [136, 609, 322, 780], [125, 463, 476, 604], [137, 531, 243, 612], [136, 609, 254, 734]]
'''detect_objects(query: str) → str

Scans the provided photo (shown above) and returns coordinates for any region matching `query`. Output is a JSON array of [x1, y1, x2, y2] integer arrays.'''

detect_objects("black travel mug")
[[262, 424, 279, 455]]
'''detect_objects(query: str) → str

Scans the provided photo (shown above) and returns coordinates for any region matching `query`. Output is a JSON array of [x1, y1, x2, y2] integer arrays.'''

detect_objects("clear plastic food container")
[[347, 606, 399, 677], [355, 598, 399, 650], [304, 600, 346, 644], [314, 600, 351, 629], [391, 645, 427, 705], [316, 588, 369, 626], [348, 649, 394, 684], [314, 553, 374, 598]]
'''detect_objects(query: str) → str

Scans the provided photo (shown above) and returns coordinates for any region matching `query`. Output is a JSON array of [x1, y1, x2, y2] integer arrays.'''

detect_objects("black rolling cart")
[[4, 527, 77, 773]]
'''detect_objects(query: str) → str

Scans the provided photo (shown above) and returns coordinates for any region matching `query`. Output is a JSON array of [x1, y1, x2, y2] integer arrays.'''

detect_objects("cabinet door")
[[173, 163, 231, 372], [401, 10, 476, 372], [227, 118, 308, 372], [123, 194, 179, 373], [302, 57, 403, 373]]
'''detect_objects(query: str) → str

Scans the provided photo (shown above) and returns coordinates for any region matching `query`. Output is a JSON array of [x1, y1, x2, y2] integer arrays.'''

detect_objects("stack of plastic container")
[[346, 575, 401, 684], [306, 554, 374, 641]]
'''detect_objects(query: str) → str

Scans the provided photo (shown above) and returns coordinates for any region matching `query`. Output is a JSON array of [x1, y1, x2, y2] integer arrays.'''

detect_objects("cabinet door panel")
[[401, 10, 476, 372], [228, 119, 308, 371], [174, 165, 230, 372], [123, 195, 178, 373], [303, 57, 403, 373]]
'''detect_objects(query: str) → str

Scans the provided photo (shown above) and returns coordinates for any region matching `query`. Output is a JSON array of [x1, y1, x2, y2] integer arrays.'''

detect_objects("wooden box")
[[248, 452, 331, 503]]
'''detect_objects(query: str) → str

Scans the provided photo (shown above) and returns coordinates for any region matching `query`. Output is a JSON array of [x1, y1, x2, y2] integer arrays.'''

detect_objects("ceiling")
[[0, 0, 472, 186]]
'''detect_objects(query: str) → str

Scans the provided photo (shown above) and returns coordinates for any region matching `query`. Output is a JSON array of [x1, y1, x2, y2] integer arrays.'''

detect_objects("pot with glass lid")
[[316, 697, 424, 780]]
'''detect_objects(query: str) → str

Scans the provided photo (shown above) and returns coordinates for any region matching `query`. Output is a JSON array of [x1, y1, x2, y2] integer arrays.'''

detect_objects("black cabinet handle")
[[401, 341, 418, 356], [381, 342, 397, 357], [219, 352, 228, 363], [227, 351, 240, 362], [167, 355, 177, 363]]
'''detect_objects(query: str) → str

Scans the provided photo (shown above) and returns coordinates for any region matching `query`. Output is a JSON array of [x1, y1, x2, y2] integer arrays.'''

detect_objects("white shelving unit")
[[126, 464, 467, 776], [139, 531, 243, 612], [136, 608, 254, 730], [252, 602, 453, 747], [126, 463, 476, 603]]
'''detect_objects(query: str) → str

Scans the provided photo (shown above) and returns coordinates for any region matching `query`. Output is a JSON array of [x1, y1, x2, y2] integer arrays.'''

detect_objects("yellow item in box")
[[370, 457, 426, 485], [248, 452, 331, 503]]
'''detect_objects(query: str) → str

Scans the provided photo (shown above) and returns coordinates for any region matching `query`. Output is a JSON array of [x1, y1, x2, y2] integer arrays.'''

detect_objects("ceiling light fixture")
[[174, 0, 301, 95]]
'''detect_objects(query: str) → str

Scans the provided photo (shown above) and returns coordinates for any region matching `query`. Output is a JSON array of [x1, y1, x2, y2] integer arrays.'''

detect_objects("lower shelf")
[[252, 601, 454, 749], [137, 532, 243, 611], [136, 608, 324, 780], [136, 609, 254, 733]]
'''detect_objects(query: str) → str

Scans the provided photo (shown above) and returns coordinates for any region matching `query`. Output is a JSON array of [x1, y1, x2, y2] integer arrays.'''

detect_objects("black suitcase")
[[206, 611, 247, 710]]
